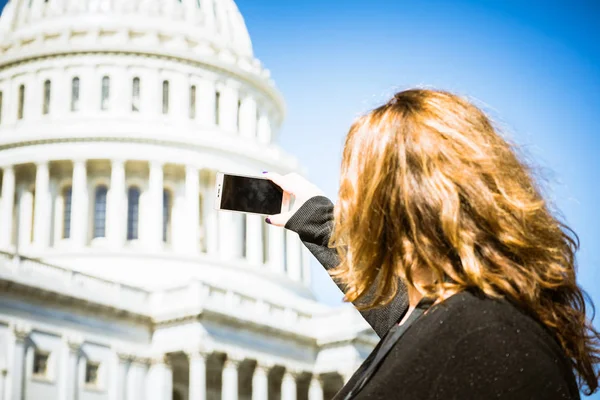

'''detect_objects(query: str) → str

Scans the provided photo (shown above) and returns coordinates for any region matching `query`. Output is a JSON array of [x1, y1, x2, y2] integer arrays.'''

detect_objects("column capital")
[[254, 359, 275, 373], [111, 159, 126, 167], [149, 160, 164, 170], [185, 164, 199, 174], [309, 373, 324, 386], [224, 352, 244, 368], [130, 355, 151, 366], [283, 367, 303, 380], [116, 352, 133, 363], [63, 333, 83, 352], [11, 322, 31, 342], [185, 346, 213, 360], [149, 354, 171, 366], [35, 161, 49, 168], [72, 159, 87, 167]]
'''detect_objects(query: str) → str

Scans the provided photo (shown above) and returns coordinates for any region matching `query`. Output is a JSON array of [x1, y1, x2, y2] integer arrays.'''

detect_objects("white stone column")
[[286, 231, 302, 281], [147, 355, 172, 400], [246, 214, 263, 265], [201, 0, 215, 30], [218, 211, 234, 260], [188, 350, 208, 400], [268, 225, 285, 274], [222, 356, 242, 400], [10, 323, 29, 400], [108, 160, 126, 248], [281, 370, 298, 400], [302, 248, 312, 286], [171, 73, 187, 120], [17, 185, 34, 248], [220, 84, 238, 132], [0, 368, 6, 400], [71, 160, 88, 247], [251, 362, 269, 400], [308, 376, 323, 400], [127, 357, 148, 400], [112, 67, 128, 118], [0, 166, 15, 249], [115, 353, 131, 400], [64, 335, 82, 400], [185, 166, 200, 253], [257, 113, 271, 144], [183, 0, 199, 23], [205, 173, 218, 255], [147, 161, 164, 247], [196, 79, 216, 126], [33, 162, 50, 249], [239, 96, 257, 138]]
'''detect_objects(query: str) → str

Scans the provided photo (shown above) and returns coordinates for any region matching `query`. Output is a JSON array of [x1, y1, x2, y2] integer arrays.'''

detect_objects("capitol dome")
[[0, 1, 374, 400], [0, 0, 255, 58]]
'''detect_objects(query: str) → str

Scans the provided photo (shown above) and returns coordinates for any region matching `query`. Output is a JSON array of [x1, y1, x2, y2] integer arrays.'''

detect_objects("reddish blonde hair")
[[330, 89, 600, 393]]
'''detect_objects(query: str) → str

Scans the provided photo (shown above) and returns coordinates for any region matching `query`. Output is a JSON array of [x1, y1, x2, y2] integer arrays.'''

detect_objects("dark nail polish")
[[265, 217, 271, 224], [262, 171, 268, 174]]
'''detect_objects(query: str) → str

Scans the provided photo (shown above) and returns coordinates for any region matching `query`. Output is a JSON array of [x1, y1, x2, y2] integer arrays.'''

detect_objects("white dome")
[[0, 0, 254, 58]]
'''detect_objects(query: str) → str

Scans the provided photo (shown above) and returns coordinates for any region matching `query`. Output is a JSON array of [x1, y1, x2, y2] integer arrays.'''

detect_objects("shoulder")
[[400, 290, 579, 399]]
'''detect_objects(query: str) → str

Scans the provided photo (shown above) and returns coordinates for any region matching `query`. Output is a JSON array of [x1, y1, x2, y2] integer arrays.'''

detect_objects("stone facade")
[[0, 1, 377, 399]]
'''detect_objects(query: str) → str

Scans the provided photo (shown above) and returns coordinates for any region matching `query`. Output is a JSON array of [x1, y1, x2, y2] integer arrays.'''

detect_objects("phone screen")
[[220, 174, 283, 215]]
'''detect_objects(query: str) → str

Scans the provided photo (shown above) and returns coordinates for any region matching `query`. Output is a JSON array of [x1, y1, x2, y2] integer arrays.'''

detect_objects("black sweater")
[[285, 196, 580, 400]]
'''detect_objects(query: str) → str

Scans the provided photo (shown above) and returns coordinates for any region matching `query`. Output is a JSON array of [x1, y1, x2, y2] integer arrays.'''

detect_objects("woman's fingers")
[[262, 172, 296, 195], [263, 171, 325, 227], [266, 211, 294, 227]]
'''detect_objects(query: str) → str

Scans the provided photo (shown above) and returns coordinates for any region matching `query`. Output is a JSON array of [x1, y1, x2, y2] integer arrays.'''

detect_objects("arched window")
[[162, 80, 170, 114], [162, 189, 171, 243], [215, 91, 220, 125], [71, 77, 80, 112], [93, 185, 108, 238], [127, 187, 140, 240], [62, 186, 72, 239], [101, 76, 110, 110], [43, 80, 51, 115], [189, 85, 196, 119], [18, 84, 25, 120], [132, 77, 140, 112]]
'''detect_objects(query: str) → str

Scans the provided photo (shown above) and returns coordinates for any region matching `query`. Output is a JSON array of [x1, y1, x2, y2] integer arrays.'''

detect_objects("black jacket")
[[285, 196, 580, 400]]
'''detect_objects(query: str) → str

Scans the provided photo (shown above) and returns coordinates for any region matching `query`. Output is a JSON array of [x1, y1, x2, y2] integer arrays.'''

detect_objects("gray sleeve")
[[285, 196, 409, 338]]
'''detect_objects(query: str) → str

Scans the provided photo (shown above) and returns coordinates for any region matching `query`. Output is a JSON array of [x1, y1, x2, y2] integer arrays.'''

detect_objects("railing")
[[153, 280, 319, 335], [0, 250, 150, 316], [0, 250, 336, 336]]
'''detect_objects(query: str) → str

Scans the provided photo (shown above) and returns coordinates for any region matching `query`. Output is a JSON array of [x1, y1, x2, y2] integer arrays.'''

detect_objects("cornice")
[[0, 46, 285, 122], [0, 135, 300, 173]]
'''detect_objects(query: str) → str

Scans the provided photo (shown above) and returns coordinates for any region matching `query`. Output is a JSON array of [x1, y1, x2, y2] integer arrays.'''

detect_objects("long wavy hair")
[[329, 89, 600, 393]]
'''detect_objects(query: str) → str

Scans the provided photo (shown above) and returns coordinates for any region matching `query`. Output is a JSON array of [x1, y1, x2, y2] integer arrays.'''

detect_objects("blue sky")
[[1, 0, 599, 394], [236, 0, 599, 395], [235, 0, 599, 304]]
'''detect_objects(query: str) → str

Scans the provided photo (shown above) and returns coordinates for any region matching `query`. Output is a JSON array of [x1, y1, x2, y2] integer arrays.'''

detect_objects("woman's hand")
[[263, 172, 325, 227]]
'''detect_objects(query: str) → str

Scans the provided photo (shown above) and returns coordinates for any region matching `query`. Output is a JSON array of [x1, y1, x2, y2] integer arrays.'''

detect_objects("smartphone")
[[215, 172, 291, 215]]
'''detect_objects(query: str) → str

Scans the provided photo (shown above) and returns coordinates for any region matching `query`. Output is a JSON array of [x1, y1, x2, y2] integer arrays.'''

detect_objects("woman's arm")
[[284, 196, 409, 338]]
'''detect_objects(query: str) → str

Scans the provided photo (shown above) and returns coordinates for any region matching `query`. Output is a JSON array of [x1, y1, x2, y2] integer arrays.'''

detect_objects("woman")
[[264, 89, 600, 399]]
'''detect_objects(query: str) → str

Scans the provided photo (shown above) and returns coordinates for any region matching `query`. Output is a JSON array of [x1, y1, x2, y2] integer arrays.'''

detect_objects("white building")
[[0, 1, 376, 399]]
